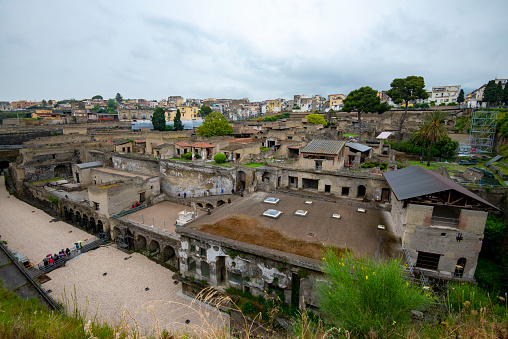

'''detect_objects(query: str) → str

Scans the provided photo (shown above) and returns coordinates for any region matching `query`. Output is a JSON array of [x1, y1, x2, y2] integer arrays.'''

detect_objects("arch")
[[357, 185, 366, 198], [262, 172, 271, 183], [197, 203, 204, 208], [454, 257, 466, 278], [136, 234, 147, 251], [75, 211, 81, 225], [89, 217, 96, 233], [163, 245, 176, 261], [205, 203, 214, 210], [148, 239, 160, 253], [216, 200, 225, 207], [54, 164, 70, 178], [68, 208, 74, 222], [126, 229, 135, 249], [0, 160, 9, 172], [237, 171, 247, 190], [82, 214, 89, 229], [96, 220, 104, 234]]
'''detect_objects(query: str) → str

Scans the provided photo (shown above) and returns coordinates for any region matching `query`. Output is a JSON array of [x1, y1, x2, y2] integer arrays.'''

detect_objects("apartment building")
[[165, 106, 200, 121], [328, 94, 345, 110], [431, 85, 461, 105]]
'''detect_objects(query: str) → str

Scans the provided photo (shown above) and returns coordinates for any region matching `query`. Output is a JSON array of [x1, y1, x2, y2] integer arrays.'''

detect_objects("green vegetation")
[[262, 112, 290, 122], [260, 146, 269, 152], [317, 249, 432, 337], [0, 112, 31, 124], [47, 196, 58, 205], [343, 133, 358, 137], [199, 104, 212, 117], [151, 107, 166, 131], [213, 152, 227, 164], [455, 115, 472, 133], [115, 93, 123, 105], [0, 281, 123, 338], [342, 86, 389, 142], [182, 152, 200, 160], [173, 109, 184, 131], [361, 161, 388, 170], [243, 162, 266, 168], [197, 112, 233, 137], [418, 111, 450, 166], [386, 76, 429, 146], [483, 80, 504, 107], [31, 177, 62, 185], [304, 113, 326, 125]]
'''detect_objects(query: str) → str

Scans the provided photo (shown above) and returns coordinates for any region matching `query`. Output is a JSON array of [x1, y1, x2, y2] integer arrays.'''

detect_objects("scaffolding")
[[469, 110, 498, 154]]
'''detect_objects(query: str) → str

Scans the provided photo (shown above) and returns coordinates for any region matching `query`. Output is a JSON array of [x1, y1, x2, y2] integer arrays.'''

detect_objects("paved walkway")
[[0, 176, 228, 336]]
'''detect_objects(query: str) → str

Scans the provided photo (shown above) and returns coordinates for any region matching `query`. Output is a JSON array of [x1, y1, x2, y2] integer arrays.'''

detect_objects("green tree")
[[41, 99, 47, 107], [305, 113, 326, 125], [48, 100, 53, 107], [151, 107, 166, 131], [199, 105, 212, 117], [457, 89, 465, 106], [503, 84, 508, 105], [92, 95, 103, 100], [115, 93, 123, 105], [316, 249, 431, 337], [173, 109, 184, 131], [342, 86, 389, 142], [91, 104, 100, 113], [386, 76, 429, 146], [483, 80, 503, 107], [197, 112, 233, 137], [214, 152, 227, 164], [420, 111, 449, 166], [107, 99, 117, 111]]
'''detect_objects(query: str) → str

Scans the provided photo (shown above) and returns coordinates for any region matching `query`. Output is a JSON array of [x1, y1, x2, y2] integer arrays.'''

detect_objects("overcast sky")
[[1, 0, 507, 102]]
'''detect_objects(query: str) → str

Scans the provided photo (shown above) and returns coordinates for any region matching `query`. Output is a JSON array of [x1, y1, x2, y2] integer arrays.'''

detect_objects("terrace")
[[184, 192, 398, 261]]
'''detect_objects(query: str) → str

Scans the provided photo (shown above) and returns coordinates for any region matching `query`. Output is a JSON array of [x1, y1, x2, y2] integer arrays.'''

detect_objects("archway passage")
[[148, 239, 160, 253], [237, 171, 247, 191], [89, 217, 96, 233], [82, 214, 89, 230], [163, 245, 178, 269], [54, 164, 71, 178], [216, 200, 225, 207], [75, 212, 81, 226], [126, 229, 135, 250], [96, 220, 104, 234], [136, 235, 147, 251], [205, 203, 214, 210], [357, 185, 366, 198], [0, 160, 9, 174]]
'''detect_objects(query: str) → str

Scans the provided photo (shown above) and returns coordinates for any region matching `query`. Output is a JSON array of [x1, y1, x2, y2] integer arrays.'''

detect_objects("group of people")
[[131, 201, 140, 209], [177, 188, 238, 198], [42, 241, 84, 267]]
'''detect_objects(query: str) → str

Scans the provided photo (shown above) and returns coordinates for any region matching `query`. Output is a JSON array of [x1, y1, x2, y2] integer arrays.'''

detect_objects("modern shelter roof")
[[300, 140, 345, 155], [346, 142, 372, 152], [76, 161, 103, 169], [383, 166, 498, 209], [376, 132, 392, 139]]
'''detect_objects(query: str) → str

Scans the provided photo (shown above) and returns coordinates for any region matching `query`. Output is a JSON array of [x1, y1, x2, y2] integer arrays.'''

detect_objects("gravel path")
[[0, 177, 228, 336]]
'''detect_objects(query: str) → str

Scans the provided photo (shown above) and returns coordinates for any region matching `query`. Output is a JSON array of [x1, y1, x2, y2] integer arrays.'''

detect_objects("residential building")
[[328, 94, 345, 110], [431, 85, 461, 105]]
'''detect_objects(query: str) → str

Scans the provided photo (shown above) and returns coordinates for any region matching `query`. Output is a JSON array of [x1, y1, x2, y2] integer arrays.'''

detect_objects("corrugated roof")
[[346, 142, 372, 152], [376, 132, 393, 139], [300, 140, 345, 155], [76, 161, 103, 169], [486, 155, 503, 166], [383, 166, 498, 210]]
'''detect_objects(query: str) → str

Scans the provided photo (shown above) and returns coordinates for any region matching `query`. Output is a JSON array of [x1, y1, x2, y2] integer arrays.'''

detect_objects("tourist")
[[65, 248, 71, 256], [135, 201, 140, 207], [49, 257, 54, 265], [183, 192, 186, 198]]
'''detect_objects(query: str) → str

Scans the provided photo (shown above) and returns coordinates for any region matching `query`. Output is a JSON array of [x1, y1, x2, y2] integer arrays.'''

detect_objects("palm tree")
[[421, 111, 449, 166], [411, 127, 428, 164]]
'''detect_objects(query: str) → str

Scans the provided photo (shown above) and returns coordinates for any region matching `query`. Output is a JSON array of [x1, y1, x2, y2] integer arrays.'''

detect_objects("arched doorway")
[[113, 227, 121, 239], [217, 200, 225, 207], [237, 171, 247, 191], [136, 235, 147, 251], [89, 217, 96, 233], [126, 229, 135, 249], [205, 203, 214, 210], [63, 206, 69, 221], [148, 240, 160, 254], [357, 185, 366, 198], [454, 258, 466, 278], [82, 214, 89, 230], [0, 161, 9, 174], [54, 164, 70, 178], [163, 245, 178, 269], [96, 220, 103, 234], [75, 212, 81, 226]]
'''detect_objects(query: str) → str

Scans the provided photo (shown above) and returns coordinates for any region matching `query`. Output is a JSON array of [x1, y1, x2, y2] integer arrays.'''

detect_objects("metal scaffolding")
[[469, 110, 498, 154]]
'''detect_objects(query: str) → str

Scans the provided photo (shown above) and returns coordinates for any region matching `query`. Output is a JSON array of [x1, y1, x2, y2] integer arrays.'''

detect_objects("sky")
[[1, 0, 507, 102]]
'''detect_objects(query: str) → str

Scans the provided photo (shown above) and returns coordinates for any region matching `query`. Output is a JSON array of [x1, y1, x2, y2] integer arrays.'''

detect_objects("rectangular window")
[[188, 258, 196, 273], [201, 262, 210, 277], [228, 271, 242, 284], [93, 202, 100, 210], [200, 248, 206, 257], [190, 245, 196, 253], [415, 251, 441, 270]]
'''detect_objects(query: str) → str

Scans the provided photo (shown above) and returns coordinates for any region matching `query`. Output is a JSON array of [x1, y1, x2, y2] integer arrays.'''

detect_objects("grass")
[[343, 133, 358, 137], [243, 162, 266, 168], [198, 215, 346, 260], [31, 177, 62, 185], [208, 161, 230, 167]]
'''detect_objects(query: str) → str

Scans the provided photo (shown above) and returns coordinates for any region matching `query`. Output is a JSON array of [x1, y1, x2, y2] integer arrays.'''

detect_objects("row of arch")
[[113, 227, 178, 268], [63, 206, 103, 234]]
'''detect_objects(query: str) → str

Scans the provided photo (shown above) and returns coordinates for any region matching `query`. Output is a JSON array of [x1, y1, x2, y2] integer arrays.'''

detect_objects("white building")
[[431, 85, 461, 105]]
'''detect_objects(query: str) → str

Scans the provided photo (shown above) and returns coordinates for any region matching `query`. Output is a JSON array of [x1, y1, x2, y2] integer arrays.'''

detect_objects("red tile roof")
[[192, 142, 215, 148], [175, 142, 193, 147]]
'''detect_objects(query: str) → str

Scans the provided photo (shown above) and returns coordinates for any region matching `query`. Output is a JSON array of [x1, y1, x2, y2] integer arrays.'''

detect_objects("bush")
[[260, 146, 269, 152], [214, 153, 227, 164], [182, 152, 193, 160], [316, 249, 432, 337]]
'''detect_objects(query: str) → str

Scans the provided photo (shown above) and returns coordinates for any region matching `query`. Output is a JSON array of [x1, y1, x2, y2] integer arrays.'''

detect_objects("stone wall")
[[112, 154, 160, 176]]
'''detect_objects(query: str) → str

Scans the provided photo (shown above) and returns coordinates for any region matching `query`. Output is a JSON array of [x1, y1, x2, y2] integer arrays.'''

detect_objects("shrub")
[[260, 146, 269, 152], [214, 152, 227, 164], [316, 249, 432, 337], [182, 152, 193, 160]]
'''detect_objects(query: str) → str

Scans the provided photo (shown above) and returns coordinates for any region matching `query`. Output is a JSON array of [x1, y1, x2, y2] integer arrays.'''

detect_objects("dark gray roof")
[[346, 142, 372, 153], [383, 166, 498, 210], [486, 155, 503, 166], [153, 143, 172, 149], [300, 140, 345, 155], [76, 161, 103, 169]]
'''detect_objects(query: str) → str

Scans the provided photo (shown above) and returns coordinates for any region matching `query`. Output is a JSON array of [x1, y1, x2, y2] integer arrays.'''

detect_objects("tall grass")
[[316, 249, 432, 337]]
